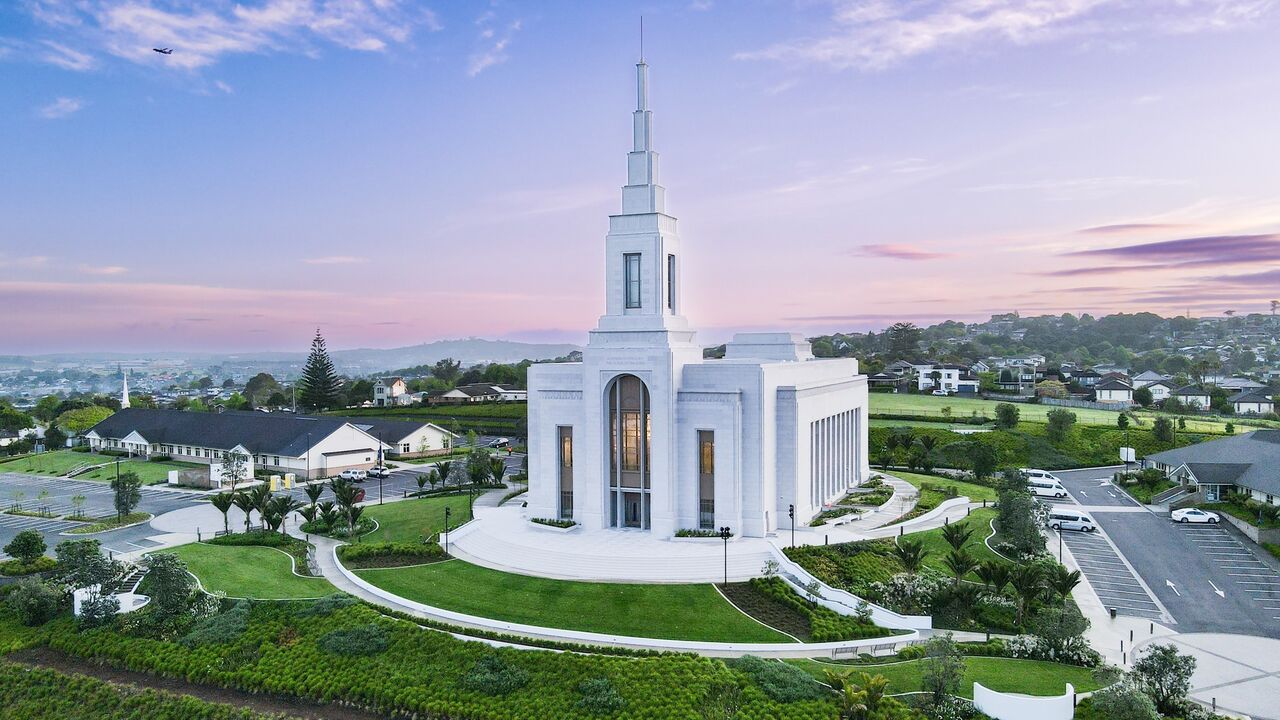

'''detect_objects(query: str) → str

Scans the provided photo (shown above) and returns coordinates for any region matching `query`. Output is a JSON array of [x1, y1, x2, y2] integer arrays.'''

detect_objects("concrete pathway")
[[1134, 633, 1280, 720]]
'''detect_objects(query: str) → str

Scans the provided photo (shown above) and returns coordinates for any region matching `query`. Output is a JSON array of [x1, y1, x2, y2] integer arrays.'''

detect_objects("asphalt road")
[[1054, 465, 1280, 639]]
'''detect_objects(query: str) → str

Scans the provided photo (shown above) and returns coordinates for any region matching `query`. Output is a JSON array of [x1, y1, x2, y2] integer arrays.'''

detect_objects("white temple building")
[[526, 60, 871, 539]]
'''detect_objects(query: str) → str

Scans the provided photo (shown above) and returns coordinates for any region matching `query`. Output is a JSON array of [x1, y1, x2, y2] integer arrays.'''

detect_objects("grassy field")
[[355, 559, 792, 643], [360, 493, 475, 544], [0, 450, 201, 485], [788, 656, 1100, 698], [894, 471, 998, 503], [908, 508, 1005, 577], [870, 392, 1273, 434], [166, 543, 333, 599], [870, 418, 994, 431]]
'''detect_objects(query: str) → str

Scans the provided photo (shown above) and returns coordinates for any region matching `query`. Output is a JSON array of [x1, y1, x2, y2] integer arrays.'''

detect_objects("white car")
[[931, 389, 949, 396], [368, 466, 392, 479], [1171, 508, 1220, 524], [1021, 468, 1062, 482], [338, 469, 367, 482]]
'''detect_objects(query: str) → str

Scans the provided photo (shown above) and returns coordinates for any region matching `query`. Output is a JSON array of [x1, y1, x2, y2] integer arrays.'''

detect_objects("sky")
[[1, 0, 1279, 355]]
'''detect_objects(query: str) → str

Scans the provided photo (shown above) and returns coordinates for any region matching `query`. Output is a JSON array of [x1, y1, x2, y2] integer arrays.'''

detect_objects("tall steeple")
[[621, 60, 666, 216], [120, 365, 130, 409]]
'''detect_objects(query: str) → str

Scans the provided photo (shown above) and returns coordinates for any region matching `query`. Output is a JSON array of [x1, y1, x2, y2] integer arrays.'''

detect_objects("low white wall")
[[973, 682, 1074, 720], [769, 541, 933, 630], [334, 546, 918, 657]]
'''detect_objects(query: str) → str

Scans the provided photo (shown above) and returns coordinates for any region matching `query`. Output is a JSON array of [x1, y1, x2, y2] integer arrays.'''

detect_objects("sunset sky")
[[2, 0, 1279, 354]]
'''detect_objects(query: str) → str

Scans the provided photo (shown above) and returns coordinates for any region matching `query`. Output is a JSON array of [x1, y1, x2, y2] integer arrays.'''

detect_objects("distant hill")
[[327, 338, 580, 372]]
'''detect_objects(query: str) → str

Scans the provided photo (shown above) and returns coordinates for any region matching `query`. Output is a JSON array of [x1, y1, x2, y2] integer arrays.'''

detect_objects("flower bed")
[[530, 517, 577, 529]]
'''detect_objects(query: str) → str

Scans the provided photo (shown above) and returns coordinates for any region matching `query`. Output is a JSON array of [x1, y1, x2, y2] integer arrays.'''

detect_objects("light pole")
[[444, 506, 452, 556], [788, 504, 795, 548], [114, 457, 122, 522], [718, 526, 732, 586], [305, 431, 311, 481]]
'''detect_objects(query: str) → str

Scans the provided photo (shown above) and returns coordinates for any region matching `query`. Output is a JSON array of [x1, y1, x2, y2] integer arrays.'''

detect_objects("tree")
[[56, 405, 113, 435], [892, 538, 927, 575], [1035, 379, 1069, 399], [1090, 683, 1160, 720], [1133, 386, 1154, 407], [0, 404, 34, 434], [243, 372, 281, 406], [943, 550, 977, 588], [347, 504, 365, 538], [489, 457, 507, 485], [43, 424, 67, 450], [994, 403, 1020, 429], [69, 494, 86, 519], [941, 523, 974, 551], [232, 492, 256, 533], [145, 552, 197, 619], [210, 493, 235, 535], [1152, 417, 1175, 443], [55, 539, 120, 590], [1048, 565, 1081, 604], [975, 561, 1009, 594], [8, 579, 62, 626], [432, 358, 463, 385], [920, 633, 966, 704], [885, 322, 923, 359], [304, 483, 325, 507], [299, 329, 342, 411], [1028, 604, 1090, 658], [997, 488, 1045, 556], [4, 529, 46, 564], [1045, 408, 1076, 442], [111, 471, 142, 521], [1009, 565, 1043, 626], [1131, 643, 1196, 715], [221, 450, 249, 491], [1117, 413, 1129, 430], [969, 442, 998, 480]]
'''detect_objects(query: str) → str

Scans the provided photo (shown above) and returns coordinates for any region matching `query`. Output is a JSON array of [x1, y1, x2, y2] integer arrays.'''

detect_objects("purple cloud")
[[1077, 223, 1189, 235], [852, 244, 951, 261], [1065, 233, 1280, 262]]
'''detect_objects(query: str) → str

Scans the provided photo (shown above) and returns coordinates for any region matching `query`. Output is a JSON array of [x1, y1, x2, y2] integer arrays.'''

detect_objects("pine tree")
[[299, 329, 342, 410]]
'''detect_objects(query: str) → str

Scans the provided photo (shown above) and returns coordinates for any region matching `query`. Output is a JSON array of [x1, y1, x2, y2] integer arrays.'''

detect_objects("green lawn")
[[893, 471, 998, 503], [907, 508, 1007, 577], [788, 656, 1100, 698], [355, 559, 792, 643], [360, 494, 475, 544], [870, 418, 994, 432], [165, 543, 333, 599], [0, 450, 200, 485]]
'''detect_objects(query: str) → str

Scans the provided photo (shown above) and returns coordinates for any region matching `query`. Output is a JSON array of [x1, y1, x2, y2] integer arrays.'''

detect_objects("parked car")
[[368, 466, 392, 479], [1171, 508, 1220, 524], [487, 437, 510, 448], [1021, 468, 1062, 482], [1047, 509, 1096, 532], [339, 469, 367, 482], [1027, 479, 1068, 499], [931, 389, 949, 396]]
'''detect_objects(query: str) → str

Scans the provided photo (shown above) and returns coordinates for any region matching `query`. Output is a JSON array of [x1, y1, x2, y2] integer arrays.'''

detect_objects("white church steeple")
[[621, 60, 666, 216], [120, 365, 130, 409]]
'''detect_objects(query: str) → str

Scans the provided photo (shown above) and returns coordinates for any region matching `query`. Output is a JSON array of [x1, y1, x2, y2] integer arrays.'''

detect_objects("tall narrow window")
[[698, 430, 714, 529], [558, 426, 573, 521], [624, 253, 642, 308], [666, 254, 676, 311]]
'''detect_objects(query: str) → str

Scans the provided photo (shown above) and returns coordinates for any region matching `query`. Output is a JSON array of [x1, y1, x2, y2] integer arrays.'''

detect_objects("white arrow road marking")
[[1166, 580, 1181, 596], [1080, 491, 1089, 497], [1209, 581, 1226, 598]]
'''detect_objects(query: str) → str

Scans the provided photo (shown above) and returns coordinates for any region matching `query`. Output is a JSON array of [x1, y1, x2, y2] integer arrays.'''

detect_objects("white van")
[[1021, 468, 1062, 482], [1048, 508, 1096, 532], [1027, 479, 1068, 499]]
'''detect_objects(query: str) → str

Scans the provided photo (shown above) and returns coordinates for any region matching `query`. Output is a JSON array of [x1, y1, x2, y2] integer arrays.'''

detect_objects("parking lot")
[[1054, 466, 1280, 639]]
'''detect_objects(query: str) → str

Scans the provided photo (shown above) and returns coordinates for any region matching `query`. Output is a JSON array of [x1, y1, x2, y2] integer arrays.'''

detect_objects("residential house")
[[1171, 385, 1212, 410], [373, 377, 410, 407], [428, 383, 526, 404], [867, 372, 904, 390], [1218, 377, 1268, 392], [970, 360, 992, 374], [328, 416, 458, 458], [1146, 430, 1280, 504], [1073, 369, 1102, 388], [885, 360, 917, 376], [494, 385, 528, 402], [994, 363, 1036, 393], [1229, 389, 1275, 416], [1144, 379, 1177, 403], [85, 408, 384, 482], [1094, 377, 1134, 404], [916, 364, 980, 394], [1131, 370, 1170, 387]]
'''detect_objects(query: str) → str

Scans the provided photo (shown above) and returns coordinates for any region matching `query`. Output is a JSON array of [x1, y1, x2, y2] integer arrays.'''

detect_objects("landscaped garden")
[[359, 492, 474, 543], [354, 558, 793, 642], [789, 655, 1101, 698], [0, 449, 203, 485], [167, 542, 332, 600]]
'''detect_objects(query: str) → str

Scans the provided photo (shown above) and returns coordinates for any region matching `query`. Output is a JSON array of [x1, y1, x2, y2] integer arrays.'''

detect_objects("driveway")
[[1055, 466, 1280, 639]]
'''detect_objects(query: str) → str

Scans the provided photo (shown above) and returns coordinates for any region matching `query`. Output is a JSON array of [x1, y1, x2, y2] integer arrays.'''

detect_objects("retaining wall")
[[973, 682, 1075, 720]]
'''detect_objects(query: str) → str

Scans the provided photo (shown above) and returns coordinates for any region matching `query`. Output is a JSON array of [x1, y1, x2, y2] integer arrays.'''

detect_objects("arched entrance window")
[[606, 374, 650, 529]]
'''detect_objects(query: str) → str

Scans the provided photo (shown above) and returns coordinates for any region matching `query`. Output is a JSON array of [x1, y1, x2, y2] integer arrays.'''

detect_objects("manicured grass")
[[0, 450, 96, 477], [894, 471, 998, 503], [1115, 478, 1177, 504], [871, 418, 994, 431], [787, 656, 1100, 698], [65, 512, 152, 534], [355, 559, 792, 643], [166, 542, 333, 599], [908, 508, 1007, 577], [0, 450, 202, 485], [360, 494, 474, 544]]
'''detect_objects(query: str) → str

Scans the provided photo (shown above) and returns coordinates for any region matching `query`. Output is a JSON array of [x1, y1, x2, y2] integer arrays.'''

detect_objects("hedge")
[[336, 541, 445, 568], [2, 601, 841, 719]]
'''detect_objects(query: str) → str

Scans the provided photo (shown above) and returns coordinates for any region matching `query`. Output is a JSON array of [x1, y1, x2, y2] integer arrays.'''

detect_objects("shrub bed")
[[65, 512, 152, 535], [531, 517, 576, 529], [808, 507, 860, 527], [3, 601, 839, 719], [747, 577, 894, 642], [719, 581, 813, 641], [0, 557, 57, 577], [337, 541, 445, 568], [673, 528, 719, 537]]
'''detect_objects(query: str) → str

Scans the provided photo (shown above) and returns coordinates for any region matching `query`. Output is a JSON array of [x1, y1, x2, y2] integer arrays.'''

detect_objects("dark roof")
[[1147, 431, 1280, 495], [455, 383, 501, 397], [1075, 369, 1102, 377], [378, 377, 404, 385], [1095, 378, 1132, 391], [1228, 389, 1274, 404], [1145, 379, 1177, 389], [1173, 385, 1210, 396], [324, 416, 454, 444], [86, 408, 369, 457]]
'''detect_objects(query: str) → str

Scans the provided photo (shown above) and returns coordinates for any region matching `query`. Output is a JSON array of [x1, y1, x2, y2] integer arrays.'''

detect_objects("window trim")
[[624, 253, 642, 309]]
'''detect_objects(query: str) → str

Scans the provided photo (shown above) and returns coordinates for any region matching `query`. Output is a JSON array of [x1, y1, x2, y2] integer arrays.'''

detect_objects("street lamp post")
[[788, 504, 795, 548], [718, 526, 732, 586], [114, 458, 122, 522], [444, 506, 452, 556]]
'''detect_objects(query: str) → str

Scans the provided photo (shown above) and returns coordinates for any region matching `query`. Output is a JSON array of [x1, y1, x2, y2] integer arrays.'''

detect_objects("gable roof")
[[324, 416, 456, 444], [1095, 377, 1133, 391], [1132, 370, 1167, 382], [455, 383, 502, 397], [1145, 379, 1177, 390], [1173, 385, 1210, 396], [86, 408, 373, 457], [1147, 430, 1280, 495], [1228, 389, 1275, 404]]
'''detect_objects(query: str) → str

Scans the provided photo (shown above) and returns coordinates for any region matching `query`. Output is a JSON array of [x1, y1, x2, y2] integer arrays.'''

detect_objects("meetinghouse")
[[526, 59, 872, 539]]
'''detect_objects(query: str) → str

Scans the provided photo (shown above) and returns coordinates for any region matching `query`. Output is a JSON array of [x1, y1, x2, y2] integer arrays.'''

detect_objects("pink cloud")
[[852, 243, 951, 261]]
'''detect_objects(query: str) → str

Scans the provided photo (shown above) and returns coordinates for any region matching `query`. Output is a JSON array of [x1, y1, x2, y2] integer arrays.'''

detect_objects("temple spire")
[[120, 365, 130, 409], [621, 57, 665, 214]]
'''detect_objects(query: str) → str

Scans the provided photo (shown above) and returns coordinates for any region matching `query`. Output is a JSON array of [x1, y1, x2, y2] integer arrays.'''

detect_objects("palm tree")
[[304, 483, 324, 507], [416, 473, 429, 494], [837, 685, 869, 720], [1009, 565, 1043, 626], [852, 673, 887, 715], [231, 492, 255, 533], [330, 479, 358, 510], [347, 504, 365, 539], [892, 538, 928, 575], [298, 504, 318, 524], [1048, 566, 1081, 604], [436, 461, 454, 487], [943, 550, 978, 588], [247, 485, 272, 529], [427, 468, 442, 492], [975, 561, 1010, 595], [210, 492, 236, 535], [941, 523, 975, 551], [270, 495, 304, 535], [317, 500, 339, 529], [489, 457, 506, 485]]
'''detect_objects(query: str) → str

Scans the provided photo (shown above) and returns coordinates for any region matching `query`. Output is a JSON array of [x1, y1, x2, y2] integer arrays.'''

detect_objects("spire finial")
[[640, 16, 644, 62]]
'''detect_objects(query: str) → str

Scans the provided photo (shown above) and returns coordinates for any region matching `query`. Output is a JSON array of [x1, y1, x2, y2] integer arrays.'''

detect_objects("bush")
[[531, 517, 576, 528], [725, 655, 826, 703], [576, 676, 625, 715], [181, 601, 250, 647], [746, 577, 893, 642], [78, 593, 120, 629], [1086, 682, 1160, 720], [7, 580, 63, 625], [337, 541, 444, 568], [3, 530, 46, 564], [317, 623, 389, 656], [0, 556, 57, 577], [463, 654, 531, 696], [303, 593, 359, 616], [673, 528, 719, 537]]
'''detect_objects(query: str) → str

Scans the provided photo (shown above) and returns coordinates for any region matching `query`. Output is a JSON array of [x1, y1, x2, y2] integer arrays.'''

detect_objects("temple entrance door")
[[623, 492, 643, 528]]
